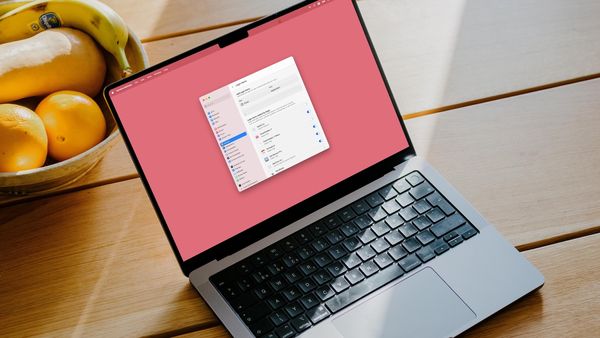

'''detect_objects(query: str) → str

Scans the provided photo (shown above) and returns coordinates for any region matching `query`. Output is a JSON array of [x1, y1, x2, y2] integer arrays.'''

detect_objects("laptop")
[[104, 1, 544, 337]]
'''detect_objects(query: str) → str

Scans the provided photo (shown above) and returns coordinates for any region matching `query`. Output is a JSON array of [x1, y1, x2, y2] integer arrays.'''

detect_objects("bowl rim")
[[0, 129, 120, 178]]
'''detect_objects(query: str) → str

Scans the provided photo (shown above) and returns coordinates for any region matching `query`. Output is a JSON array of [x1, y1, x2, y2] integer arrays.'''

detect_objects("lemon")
[[0, 104, 48, 172], [36, 90, 106, 161]]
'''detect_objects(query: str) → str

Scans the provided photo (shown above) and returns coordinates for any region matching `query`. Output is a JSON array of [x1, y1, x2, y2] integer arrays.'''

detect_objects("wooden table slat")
[[101, 0, 300, 41]]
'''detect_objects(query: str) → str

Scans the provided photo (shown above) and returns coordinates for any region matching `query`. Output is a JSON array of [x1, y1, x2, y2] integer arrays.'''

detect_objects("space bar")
[[325, 265, 405, 313]]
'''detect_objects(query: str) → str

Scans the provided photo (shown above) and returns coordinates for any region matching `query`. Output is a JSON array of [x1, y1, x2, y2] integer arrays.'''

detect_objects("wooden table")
[[2, 0, 599, 336]]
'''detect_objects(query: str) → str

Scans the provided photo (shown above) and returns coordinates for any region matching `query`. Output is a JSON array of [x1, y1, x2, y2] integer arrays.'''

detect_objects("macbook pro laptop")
[[104, 1, 544, 337]]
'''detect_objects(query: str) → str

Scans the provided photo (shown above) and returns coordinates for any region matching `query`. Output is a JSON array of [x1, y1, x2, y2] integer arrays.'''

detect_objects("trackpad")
[[333, 268, 475, 338]]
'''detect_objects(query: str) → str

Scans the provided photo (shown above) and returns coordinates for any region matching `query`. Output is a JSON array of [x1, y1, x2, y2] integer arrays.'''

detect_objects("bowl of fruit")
[[0, 0, 148, 194]]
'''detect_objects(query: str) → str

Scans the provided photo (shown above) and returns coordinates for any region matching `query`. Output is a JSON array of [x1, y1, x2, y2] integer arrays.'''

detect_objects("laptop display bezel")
[[104, 0, 415, 276]]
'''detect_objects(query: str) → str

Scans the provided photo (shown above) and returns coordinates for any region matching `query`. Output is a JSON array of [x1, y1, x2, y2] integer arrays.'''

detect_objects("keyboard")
[[210, 171, 478, 338]]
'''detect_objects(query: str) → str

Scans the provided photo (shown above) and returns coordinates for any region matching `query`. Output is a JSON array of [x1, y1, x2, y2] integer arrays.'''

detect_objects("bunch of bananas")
[[0, 0, 131, 75]]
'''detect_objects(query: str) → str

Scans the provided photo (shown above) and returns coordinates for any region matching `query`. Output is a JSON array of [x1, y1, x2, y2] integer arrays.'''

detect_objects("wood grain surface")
[[2, 79, 599, 337]]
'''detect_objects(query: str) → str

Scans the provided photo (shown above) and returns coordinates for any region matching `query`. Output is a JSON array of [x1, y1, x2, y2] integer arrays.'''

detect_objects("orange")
[[0, 104, 48, 172], [36, 90, 106, 161]]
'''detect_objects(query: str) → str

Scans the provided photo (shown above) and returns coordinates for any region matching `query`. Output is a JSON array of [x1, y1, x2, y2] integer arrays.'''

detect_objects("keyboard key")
[[231, 292, 258, 311], [237, 278, 254, 292], [315, 285, 336, 301], [306, 304, 330, 324], [426, 192, 456, 215], [385, 213, 404, 229], [269, 310, 289, 327], [282, 286, 302, 302], [368, 207, 388, 222], [266, 245, 283, 260], [284, 302, 304, 318], [399, 254, 422, 272], [371, 221, 391, 237], [291, 314, 312, 332], [300, 294, 319, 309], [250, 318, 274, 336], [398, 223, 418, 238], [310, 238, 330, 252], [314, 253, 332, 268], [430, 214, 466, 237], [323, 214, 343, 229], [416, 230, 435, 245], [354, 215, 373, 229], [281, 237, 299, 252], [251, 269, 271, 283], [267, 295, 286, 310], [356, 246, 376, 261], [462, 227, 478, 240], [402, 237, 422, 253], [410, 182, 435, 200], [252, 253, 268, 268], [416, 246, 436, 262], [274, 324, 296, 338], [374, 253, 394, 269], [443, 231, 459, 242], [384, 230, 403, 246], [241, 302, 271, 324], [393, 178, 411, 194], [351, 199, 370, 215], [283, 269, 302, 284], [331, 276, 350, 293], [327, 261, 348, 277], [448, 236, 464, 247], [395, 192, 414, 208], [399, 206, 419, 222], [268, 276, 287, 292], [254, 284, 273, 300], [328, 244, 348, 260], [338, 207, 357, 222], [262, 331, 277, 338], [298, 261, 318, 276], [282, 253, 300, 268], [366, 192, 384, 207], [378, 184, 398, 200], [341, 223, 359, 237], [294, 229, 313, 244], [413, 200, 432, 214], [360, 261, 379, 277], [382, 200, 401, 215], [358, 228, 377, 244], [388, 245, 408, 261], [406, 172, 425, 186], [371, 238, 391, 253], [426, 207, 445, 223], [413, 215, 433, 230], [432, 241, 450, 255], [325, 230, 345, 244], [342, 236, 361, 252], [266, 260, 286, 276], [325, 264, 404, 313], [219, 283, 240, 299], [309, 222, 327, 237], [297, 278, 317, 293], [313, 270, 332, 285], [345, 268, 365, 285], [297, 246, 315, 260], [342, 252, 362, 269]]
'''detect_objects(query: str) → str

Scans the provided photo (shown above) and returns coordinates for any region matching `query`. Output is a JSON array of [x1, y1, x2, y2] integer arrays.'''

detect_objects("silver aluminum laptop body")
[[190, 157, 544, 337]]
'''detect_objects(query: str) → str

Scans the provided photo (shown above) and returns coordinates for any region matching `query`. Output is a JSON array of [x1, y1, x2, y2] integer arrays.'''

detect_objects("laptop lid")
[[104, 0, 415, 275]]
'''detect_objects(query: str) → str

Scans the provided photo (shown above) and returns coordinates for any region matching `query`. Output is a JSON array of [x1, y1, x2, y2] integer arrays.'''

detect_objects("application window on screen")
[[200, 57, 330, 192]]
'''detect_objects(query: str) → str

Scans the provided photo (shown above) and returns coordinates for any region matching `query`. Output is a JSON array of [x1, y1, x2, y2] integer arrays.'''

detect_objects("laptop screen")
[[107, 0, 409, 261]]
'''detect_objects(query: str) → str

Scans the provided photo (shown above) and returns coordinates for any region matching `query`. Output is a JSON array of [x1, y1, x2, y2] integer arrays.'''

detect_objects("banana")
[[0, 0, 32, 16], [0, 0, 131, 76]]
